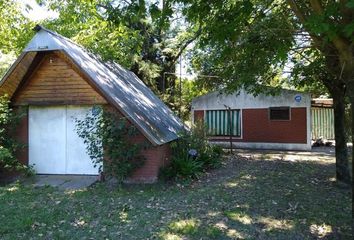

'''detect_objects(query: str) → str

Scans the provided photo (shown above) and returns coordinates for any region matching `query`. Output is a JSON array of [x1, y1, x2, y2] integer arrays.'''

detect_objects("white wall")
[[192, 88, 311, 110]]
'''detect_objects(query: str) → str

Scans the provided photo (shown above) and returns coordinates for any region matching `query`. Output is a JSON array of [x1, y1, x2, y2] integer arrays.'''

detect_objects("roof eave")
[[0, 52, 27, 88]]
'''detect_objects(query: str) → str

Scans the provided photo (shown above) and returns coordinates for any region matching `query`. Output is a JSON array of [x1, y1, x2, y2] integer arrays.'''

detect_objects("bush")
[[76, 107, 149, 183], [160, 121, 223, 180], [0, 95, 30, 174]]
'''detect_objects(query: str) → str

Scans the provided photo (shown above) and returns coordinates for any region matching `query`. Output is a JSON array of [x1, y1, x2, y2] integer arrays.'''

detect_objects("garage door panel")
[[29, 105, 100, 175], [29, 106, 66, 174], [66, 106, 100, 175]]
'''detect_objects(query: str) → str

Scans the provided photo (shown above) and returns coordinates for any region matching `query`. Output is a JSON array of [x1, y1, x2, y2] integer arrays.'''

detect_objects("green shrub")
[[0, 95, 29, 175], [160, 121, 223, 180], [160, 155, 204, 180], [198, 144, 223, 169], [76, 107, 149, 183], [0, 147, 14, 168]]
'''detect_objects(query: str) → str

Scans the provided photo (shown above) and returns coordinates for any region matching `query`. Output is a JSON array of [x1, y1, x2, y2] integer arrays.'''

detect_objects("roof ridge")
[[34, 25, 136, 76], [34, 25, 82, 50]]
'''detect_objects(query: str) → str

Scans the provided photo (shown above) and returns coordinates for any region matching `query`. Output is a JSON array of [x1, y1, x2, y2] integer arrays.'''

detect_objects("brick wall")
[[127, 140, 171, 183], [14, 107, 29, 165], [0, 107, 29, 179], [106, 106, 172, 182], [208, 107, 307, 144], [194, 110, 204, 122], [242, 108, 307, 143]]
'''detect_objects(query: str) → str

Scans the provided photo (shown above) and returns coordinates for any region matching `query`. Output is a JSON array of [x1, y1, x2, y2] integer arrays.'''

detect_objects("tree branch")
[[339, 0, 354, 25], [309, 0, 324, 14], [286, 0, 324, 49], [289, 48, 314, 64], [170, 27, 202, 65], [286, 0, 307, 24], [290, 45, 312, 51], [309, 0, 352, 62]]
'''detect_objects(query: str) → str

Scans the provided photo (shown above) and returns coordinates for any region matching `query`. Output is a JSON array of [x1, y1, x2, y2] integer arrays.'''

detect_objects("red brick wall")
[[0, 107, 29, 179], [127, 139, 171, 183], [242, 108, 307, 143], [194, 110, 204, 122], [14, 107, 29, 165], [105, 106, 172, 182], [209, 108, 307, 144]]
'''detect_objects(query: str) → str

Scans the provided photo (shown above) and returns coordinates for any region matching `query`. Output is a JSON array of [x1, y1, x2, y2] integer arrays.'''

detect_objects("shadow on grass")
[[0, 153, 351, 239], [158, 155, 352, 239]]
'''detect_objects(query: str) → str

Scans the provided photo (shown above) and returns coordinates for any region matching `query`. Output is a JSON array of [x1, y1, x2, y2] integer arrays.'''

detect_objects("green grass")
[[0, 151, 352, 239]]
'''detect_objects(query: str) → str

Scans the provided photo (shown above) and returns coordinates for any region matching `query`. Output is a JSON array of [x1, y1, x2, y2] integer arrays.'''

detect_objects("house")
[[191, 88, 312, 150], [0, 25, 184, 183]]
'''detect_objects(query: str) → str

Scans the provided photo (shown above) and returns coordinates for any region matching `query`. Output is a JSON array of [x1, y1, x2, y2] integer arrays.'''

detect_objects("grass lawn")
[[0, 150, 352, 239]]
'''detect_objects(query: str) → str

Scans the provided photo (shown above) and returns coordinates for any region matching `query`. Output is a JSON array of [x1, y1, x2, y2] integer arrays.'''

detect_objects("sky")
[[17, 0, 58, 21]]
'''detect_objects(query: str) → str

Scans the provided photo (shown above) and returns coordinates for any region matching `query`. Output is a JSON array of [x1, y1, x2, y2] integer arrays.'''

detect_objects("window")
[[206, 109, 241, 136], [269, 107, 290, 120]]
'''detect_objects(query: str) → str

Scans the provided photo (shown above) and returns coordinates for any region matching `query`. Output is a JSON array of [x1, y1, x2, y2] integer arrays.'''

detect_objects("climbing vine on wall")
[[75, 107, 148, 182], [0, 95, 31, 174]]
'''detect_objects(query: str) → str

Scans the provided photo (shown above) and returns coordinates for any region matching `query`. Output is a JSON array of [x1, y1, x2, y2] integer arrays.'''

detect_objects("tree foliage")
[[0, 0, 33, 54], [0, 95, 30, 174], [39, 0, 200, 101], [0, 52, 16, 79], [179, 0, 353, 183], [180, 0, 295, 94], [0, 0, 34, 79], [180, 0, 353, 97]]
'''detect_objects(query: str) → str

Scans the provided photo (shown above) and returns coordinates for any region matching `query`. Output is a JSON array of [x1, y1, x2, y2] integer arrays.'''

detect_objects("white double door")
[[29, 106, 100, 175]]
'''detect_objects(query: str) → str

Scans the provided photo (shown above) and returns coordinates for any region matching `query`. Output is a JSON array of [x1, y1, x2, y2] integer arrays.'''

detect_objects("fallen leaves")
[[31, 221, 46, 230], [71, 218, 87, 228], [310, 223, 333, 238], [0, 150, 351, 239]]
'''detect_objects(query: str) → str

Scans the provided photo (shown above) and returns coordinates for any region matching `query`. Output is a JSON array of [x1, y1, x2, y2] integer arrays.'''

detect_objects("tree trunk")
[[351, 99, 353, 184], [332, 93, 351, 184], [346, 85, 354, 185], [341, 66, 354, 186]]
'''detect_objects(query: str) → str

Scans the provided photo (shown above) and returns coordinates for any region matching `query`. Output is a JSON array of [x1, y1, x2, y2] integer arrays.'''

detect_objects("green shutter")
[[205, 109, 241, 136], [311, 107, 334, 140]]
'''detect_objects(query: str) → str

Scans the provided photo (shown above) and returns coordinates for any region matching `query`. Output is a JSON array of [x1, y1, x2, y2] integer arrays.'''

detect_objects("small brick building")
[[192, 88, 311, 150], [0, 26, 184, 183]]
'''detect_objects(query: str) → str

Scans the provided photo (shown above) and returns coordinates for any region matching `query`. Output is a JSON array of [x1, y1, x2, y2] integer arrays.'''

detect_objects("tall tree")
[[179, 0, 353, 184], [286, 0, 353, 184]]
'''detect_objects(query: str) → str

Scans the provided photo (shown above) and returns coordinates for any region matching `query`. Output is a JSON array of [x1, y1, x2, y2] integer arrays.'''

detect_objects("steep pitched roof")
[[0, 25, 185, 145]]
